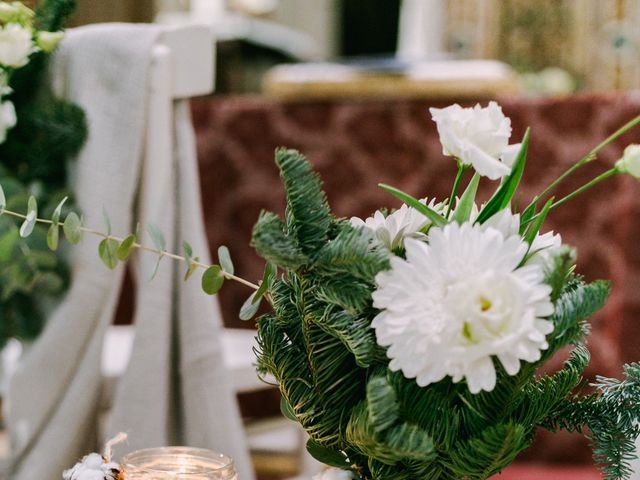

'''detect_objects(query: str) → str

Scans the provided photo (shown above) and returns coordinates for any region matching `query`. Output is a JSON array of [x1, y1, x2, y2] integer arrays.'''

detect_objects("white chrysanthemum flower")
[[0, 99, 16, 143], [0, 23, 35, 68], [482, 208, 562, 272], [429, 102, 521, 180], [350, 198, 445, 250], [63, 453, 122, 480], [312, 468, 356, 480], [372, 222, 554, 394]]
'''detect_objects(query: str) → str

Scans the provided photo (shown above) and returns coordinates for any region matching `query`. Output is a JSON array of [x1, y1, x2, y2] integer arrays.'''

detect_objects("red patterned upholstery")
[[191, 93, 640, 470]]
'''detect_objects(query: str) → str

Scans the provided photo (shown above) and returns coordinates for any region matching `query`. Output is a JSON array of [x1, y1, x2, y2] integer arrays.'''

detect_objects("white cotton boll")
[[312, 467, 356, 480], [62, 453, 122, 480]]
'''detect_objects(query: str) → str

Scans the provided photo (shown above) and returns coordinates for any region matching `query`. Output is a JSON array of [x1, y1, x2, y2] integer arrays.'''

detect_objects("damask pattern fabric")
[[191, 92, 640, 465]]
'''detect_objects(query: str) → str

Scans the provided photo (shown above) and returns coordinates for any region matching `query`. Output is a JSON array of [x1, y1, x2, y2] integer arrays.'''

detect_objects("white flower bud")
[[0, 3, 18, 23], [0, 2, 34, 26], [36, 30, 64, 53], [0, 99, 16, 144], [0, 23, 35, 68], [615, 144, 640, 179]]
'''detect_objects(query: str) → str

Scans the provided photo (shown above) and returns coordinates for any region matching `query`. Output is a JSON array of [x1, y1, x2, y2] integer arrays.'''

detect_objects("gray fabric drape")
[[5, 24, 254, 480]]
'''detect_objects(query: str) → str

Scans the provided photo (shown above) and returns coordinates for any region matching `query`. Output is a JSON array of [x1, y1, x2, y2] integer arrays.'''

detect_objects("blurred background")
[[67, 0, 640, 94]]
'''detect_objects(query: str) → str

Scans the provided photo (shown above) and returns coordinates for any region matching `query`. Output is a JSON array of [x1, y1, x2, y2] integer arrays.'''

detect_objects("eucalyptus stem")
[[446, 162, 468, 218], [0, 208, 260, 291], [532, 114, 640, 205]]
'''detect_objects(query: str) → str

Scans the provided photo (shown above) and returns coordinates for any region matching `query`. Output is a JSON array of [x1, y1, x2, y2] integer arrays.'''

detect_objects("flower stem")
[[446, 162, 468, 218], [0, 208, 261, 291], [549, 168, 619, 212], [532, 114, 640, 205]]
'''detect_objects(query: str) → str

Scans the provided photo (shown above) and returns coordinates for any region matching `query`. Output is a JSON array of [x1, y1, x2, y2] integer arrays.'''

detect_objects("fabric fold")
[[5, 23, 253, 480]]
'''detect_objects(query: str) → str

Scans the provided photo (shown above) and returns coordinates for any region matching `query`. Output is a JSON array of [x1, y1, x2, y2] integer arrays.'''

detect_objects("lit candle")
[[121, 447, 238, 479]]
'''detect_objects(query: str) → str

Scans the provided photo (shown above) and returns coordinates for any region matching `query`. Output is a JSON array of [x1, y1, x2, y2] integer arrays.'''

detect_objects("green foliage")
[[253, 149, 638, 479], [0, 0, 84, 346], [0, 182, 69, 346], [98, 238, 119, 269], [453, 172, 480, 224], [218, 245, 234, 275], [476, 131, 529, 224], [202, 265, 224, 295]]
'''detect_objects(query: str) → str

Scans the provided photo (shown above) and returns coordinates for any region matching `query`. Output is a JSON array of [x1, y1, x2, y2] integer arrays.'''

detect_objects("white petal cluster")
[[430, 102, 521, 180], [62, 453, 122, 480], [0, 23, 34, 68], [372, 221, 554, 394], [312, 468, 356, 480], [0, 98, 15, 143], [350, 198, 445, 251], [482, 208, 562, 273]]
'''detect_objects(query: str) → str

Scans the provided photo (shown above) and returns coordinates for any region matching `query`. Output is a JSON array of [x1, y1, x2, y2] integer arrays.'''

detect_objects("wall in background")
[[69, 0, 155, 25]]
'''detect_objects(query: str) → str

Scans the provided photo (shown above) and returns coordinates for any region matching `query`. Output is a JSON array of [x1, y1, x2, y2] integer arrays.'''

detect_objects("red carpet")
[[495, 464, 601, 479]]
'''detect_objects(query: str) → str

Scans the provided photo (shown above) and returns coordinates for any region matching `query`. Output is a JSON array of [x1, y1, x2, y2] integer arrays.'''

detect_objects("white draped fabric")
[[5, 23, 254, 480]]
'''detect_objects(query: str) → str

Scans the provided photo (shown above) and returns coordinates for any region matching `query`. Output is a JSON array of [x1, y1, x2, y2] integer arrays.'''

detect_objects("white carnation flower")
[[312, 468, 356, 480], [0, 23, 35, 68], [481, 208, 562, 272], [63, 453, 122, 480], [0, 99, 16, 143], [372, 222, 554, 394], [430, 102, 520, 180], [350, 198, 445, 251]]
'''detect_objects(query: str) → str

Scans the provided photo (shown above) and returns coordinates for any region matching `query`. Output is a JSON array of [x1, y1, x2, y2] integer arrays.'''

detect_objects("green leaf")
[[98, 238, 119, 269], [102, 207, 112, 235], [519, 200, 537, 235], [147, 223, 166, 251], [116, 234, 137, 261], [201, 265, 225, 295], [240, 292, 262, 320], [19, 210, 37, 238], [46, 223, 59, 251], [476, 130, 530, 224], [183, 241, 193, 260], [184, 256, 199, 281], [51, 196, 68, 225], [218, 245, 234, 275], [280, 396, 297, 422], [378, 184, 446, 227], [63, 212, 82, 244], [305, 439, 350, 469], [253, 262, 275, 303], [19, 196, 38, 238], [453, 172, 481, 224], [0, 183, 5, 212], [149, 255, 163, 280], [524, 197, 554, 245]]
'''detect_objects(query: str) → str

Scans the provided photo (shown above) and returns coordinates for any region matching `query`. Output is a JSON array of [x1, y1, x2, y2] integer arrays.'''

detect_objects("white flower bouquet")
[[4, 101, 640, 480]]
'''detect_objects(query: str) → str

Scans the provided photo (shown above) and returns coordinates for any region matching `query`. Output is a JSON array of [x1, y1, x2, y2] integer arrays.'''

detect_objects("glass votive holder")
[[121, 447, 238, 479]]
